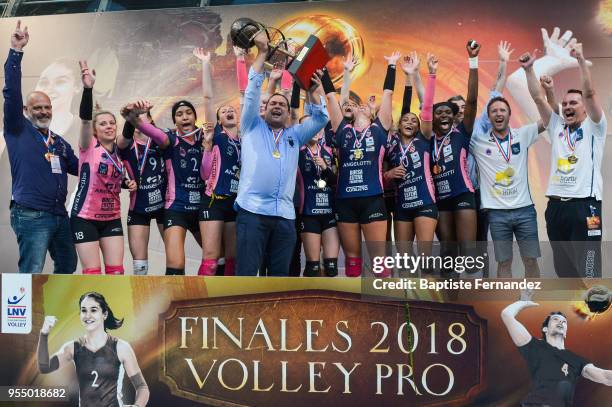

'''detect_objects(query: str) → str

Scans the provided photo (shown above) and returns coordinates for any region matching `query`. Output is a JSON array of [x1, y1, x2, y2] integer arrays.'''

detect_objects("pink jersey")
[[71, 141, 123, 220]]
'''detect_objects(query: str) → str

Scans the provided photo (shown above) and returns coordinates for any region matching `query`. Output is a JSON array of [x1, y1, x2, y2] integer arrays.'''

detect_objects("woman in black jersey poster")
[[37, 292, 149, 407]]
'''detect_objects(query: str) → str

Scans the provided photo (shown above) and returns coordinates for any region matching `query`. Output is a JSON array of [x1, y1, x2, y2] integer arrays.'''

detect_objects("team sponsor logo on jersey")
[[98, 163, 108, 175], [486, 148, 492, 156], [180, 160, 187, 169], [226, 146, 234, 156], [189, 191, 201, 204], [149, 190, 163, 204], [2, 274, 32, 334], [349, 169, 364, 184], [368, 212, 384, 219], [511, 143, 521, 154], [315, 193, 329, 207]]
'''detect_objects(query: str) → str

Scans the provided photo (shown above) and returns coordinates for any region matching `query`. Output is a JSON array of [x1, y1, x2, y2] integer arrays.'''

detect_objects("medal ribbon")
[[399, 138, 416, 168], [564, 126, 581, 153], [39, 130, 54, 153], [104, 147, 124, 175], [433, 129, 452, 163], [133, 138, 151, 177], [352, 125, 371, 148], [306, 144, 322, 176], [176, 127, 201, 140], [272, 128, 284, 149], [492, 131, 512, 163]]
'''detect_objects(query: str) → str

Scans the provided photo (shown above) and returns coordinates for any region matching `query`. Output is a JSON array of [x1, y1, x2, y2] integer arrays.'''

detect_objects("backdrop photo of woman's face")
[[35, 61, 77, 113]]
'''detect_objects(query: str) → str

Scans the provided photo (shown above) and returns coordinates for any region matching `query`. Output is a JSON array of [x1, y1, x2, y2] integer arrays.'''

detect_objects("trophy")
[[230, 17, 330, 89]]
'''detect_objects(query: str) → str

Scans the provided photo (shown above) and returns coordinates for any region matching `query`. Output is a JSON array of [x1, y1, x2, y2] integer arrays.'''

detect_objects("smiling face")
[[562, 92, 587, 128], [80, 296, 107, 332], [218, 105, 237, 127], [174, 105, 196, 133], [264, 94, 289, 128], [433, 105, 455, 134], [35, 62, 77, 113], [24, 92, 53, 129], [488, 100, 511, 134], [341, 100, 358, 122], [399, 113, 420, 137], [93, 112, 117, 143]]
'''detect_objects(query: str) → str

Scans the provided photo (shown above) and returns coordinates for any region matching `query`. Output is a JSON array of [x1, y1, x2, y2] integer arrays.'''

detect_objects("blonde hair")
[[92, 110, 117, 137]]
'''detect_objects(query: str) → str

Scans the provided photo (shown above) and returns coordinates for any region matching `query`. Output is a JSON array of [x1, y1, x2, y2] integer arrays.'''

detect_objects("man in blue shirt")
[[236, 31, 329, 276], [3, 21, 78, 273]]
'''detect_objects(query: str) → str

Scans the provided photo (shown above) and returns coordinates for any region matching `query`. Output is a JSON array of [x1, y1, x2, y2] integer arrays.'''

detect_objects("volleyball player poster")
[[0, 276, 610, 406]]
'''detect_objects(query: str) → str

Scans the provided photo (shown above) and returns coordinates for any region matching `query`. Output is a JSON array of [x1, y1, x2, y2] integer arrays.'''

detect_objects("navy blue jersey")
[[162, 129, 205, 212], [329, 117, 388, 199], [204, 124, 240, 197], [386, 132, 436, 210], [297, 143, 335, 215], [430, 123, 474, 201], [119, 138, 166, 214], [74, 335, 122, 407]]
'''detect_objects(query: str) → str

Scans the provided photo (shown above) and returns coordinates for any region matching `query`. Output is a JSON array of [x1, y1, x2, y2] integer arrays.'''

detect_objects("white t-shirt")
[[545, 112, 607, 200], [470, 123, 539, 209]]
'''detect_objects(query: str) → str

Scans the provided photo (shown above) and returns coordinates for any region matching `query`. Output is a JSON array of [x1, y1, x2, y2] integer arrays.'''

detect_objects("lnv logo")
[[7, 286, 27, 319]]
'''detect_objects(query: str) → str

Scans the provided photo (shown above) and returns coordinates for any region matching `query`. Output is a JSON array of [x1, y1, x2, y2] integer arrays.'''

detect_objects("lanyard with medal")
[[432, 129, 452, 175], [40, 130, 62, 174], [227, 133, 241, 178], [307, 144, 327, 189], [271, 128, 284, 159], [104, 147, 124, 179], [492, 130, 514, 177], [399, 137, 416, 170], [133, 138, 151, 185], [564, 126, 580, 164], [177, 127, 202, 141], [351, 125, 370, 160]]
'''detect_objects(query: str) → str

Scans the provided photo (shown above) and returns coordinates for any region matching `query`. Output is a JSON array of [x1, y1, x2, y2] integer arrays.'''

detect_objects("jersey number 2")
[[91, 370, 100, 387]]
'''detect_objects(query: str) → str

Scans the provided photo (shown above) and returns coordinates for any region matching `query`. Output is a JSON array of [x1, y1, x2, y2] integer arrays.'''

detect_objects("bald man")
[[3, 21, 78, 273]]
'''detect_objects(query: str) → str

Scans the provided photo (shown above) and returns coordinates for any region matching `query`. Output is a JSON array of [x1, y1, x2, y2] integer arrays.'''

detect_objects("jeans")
[[10, 203, 77, 274], [488, 205, 540, 262], [236, 208, 297, 276]]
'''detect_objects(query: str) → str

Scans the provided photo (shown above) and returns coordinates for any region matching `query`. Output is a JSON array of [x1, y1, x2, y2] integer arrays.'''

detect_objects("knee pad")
[[105, 265, 124, 275], [345, 257, 362, 277], [133, 260, 148, 275], [224, 258, 235, 276], [198, 259, 218, 276], [323, 258, 338, 277], [303, 261, 321, 277], [82, 267, 102, 275]]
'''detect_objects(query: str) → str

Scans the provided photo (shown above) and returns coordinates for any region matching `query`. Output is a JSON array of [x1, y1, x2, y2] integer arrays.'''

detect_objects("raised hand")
[[426, 53, 438, 74], [343, 53, 358, 72], [253, 30, 269, 53], [79, 60, 96, 89], [539, 74, 554, 90], [367, 95, 377, 112], [466, 40, 481, 58], [519, 289, 539, 307], [269, 65, 283, 82], [541, 27, 591, 68], [569, 42, 585, 62], [41, 316, 57, 335], [498, 40, 514, 62], [519, 50, 538, 69], [384, 51, 401, 66], [400, 51, 420, 75], [192, 47, 211, 63], [308, 70, 324, 97], [11, 20, 29, 51]]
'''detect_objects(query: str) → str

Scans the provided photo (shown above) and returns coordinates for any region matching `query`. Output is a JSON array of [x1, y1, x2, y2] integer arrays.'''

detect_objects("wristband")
[[383, 64, 396, 91], [79, 88, 93, 120], [469, 57, 478, 69], [321, 69, 336, 95], [122, 121, 135, 140]]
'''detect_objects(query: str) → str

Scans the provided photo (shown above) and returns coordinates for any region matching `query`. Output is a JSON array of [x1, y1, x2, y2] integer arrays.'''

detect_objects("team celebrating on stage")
[[4, 20, 606, 277]]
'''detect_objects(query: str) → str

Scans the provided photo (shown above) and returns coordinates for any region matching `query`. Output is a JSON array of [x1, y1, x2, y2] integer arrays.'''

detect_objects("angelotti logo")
[[159, 291, 486, 406], [1, 273, 32, 334]]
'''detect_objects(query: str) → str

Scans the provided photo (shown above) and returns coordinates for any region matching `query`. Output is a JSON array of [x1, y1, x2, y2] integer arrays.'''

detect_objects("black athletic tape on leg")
[[324, 258, 338, 277], [304, 261, 321, 277]]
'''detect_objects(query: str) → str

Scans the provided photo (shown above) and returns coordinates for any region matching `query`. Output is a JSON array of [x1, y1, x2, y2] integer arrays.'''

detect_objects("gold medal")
[[316, 179, 327, 189], [272, 149, 281, 159], [44, 152, 53, 161], [432, 164, 441, 175], [568, 155, 578, 164], [504, 166, 515, 177], [354, 148, 363, 160]]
